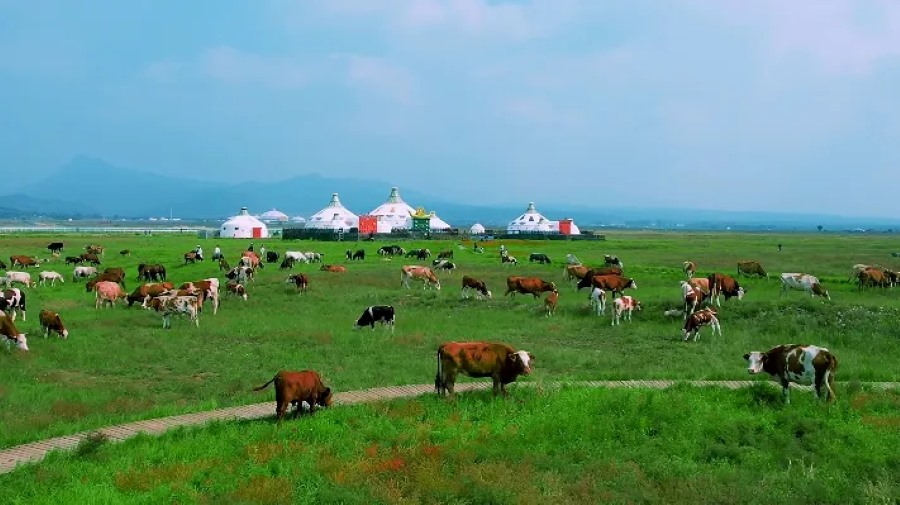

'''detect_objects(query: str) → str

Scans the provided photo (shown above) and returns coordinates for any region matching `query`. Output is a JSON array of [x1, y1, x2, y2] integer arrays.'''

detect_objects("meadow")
[[0, 231, 898, 488]]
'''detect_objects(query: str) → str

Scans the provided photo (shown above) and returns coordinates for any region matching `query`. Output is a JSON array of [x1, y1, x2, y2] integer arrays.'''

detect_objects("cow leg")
[[276, 401, 289, 425], [780, 379, 791, 404]]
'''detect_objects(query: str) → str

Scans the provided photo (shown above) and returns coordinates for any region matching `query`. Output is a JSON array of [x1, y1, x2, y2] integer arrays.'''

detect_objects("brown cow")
[[708, 273, 745, 306], [9, 255, 41, 268], [401, 265, 439, 290], [126, 283, 175, 307], [574, 268, 624, 290], [461, 276, 491, 299], [39, 310, 69, 339], [320, 264, 347, 273], [137, 263, 167, 282], [858, 268, 889, 289], [737, 261, 768, 278], [583, 274, 636, 298], [505, 276, 556, 298], [681, 281, 708, 320], [286, 273, 309, 293], [435, 342, 533, 397], [253, 370, 334, 425], [184, 252, 199, 264], [688, 277, 710, 294], [564, 265, 591, 282], [225, 281, 248, 301], [682, 307, 721, 342], [544, 289, 559, 317], [179, 279, 219, 314], [85, 244, 104, 256], [744, 344, 838, 404], [1, 314, 28, 351], [240, 251, 262, 269], [86, 272, 126, 292], [80, 253, 101, 266], [104, 267, 126, 280]]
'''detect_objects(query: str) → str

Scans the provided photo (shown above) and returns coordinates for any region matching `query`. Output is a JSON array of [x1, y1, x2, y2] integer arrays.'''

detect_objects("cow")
[[415, 248, 430, 260], [401, 265, 440, 290], [564, 265, 591, 284], [137, 264, 166, 282], [505, 277, 556, 298], [683, 261, 696, 278], [279, 257, 295, 270], [435, 342, 533, 397], [104, 267, 126, 279], [437, 250, 453, 260], [858, 268, 889, 289], [582, 274, 636, 298], [3, 272, 35, 288], [86, 272, 125, 292], [611, 296, 641, 326], [378, 245, 405, 256], [219, 258, 231, 272], [708, 273, 745, 306], [780, 273, 830, 300], [304, 251, 323, 263], [544, 289, 559, 317], [0, 259, 5, 269], [682, 307, 721, 341], [589, 287, 606, 316], [743, 344, 838, 404], [65, 256, 83, 265], [241, 251, 263, 269], [125, 283, 175, 307], [461, 276, 492, 299], [179, 279, 220, 314], [353, 305, 395, 331], [145, 295, 200, 329], [737, 261, 768, 278], [529, 253, 551, 264], [39, 310, 68, 339], [120, 249, 131, 257], [85, 245, 104, 256], [433, 260, 456, 273], [565, 254, 580, 265], [252, 370, 333, 425], [9, 255, 41, 268], [0, 314, 28, 351], [284, 251, 309, 264], [604, 255, 623, 268], [72, 266, 98, 281], [184, 252, 199, 264], [681, 282, 709, 320], [94, 281, 127, 309], [38, 271, 64, 286], [575, 268, 625, 291], [688, 277, 710, 294], [47, 242, 64, 254], [1, 288, 26, 321], [225, 281, 248, 301], [80, 253, 101, 266], [227, 266, 254, 284], [320, 264, 347, 273], [286, 273, 309, 293], [849, 263, 874, 282], [346, 249, 365, 261], [266, 251, 280, 264], [501, 255, 518, 266]]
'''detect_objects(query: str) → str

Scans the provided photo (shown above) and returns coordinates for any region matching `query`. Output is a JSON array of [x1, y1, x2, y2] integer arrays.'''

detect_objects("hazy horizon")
[[3, 1, 900, 218]]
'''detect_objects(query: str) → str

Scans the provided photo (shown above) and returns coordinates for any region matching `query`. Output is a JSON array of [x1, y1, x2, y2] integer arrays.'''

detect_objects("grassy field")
[[0, 231, 899, 451], [0, 385, 897, 504]]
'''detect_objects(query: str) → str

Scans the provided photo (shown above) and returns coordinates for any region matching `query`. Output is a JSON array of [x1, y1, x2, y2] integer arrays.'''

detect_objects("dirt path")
[[1, 380, 896, 475]]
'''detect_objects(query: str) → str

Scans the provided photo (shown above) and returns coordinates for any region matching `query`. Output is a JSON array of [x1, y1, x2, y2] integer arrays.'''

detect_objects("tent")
[[220, 207, 269, 239], [368, 187, 415, 233], [470, 223, 486, 234], [306, 193, 359, 231], [507, 202, 553, 233], [259, 208, 289, 223]]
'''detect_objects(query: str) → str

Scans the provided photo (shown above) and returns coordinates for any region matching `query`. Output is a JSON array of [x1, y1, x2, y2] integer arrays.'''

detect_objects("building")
[[258, 208, 289, 223], [470, 223, 486, 235], [306, 193, 359, 231], [506, 202, 581, 235], [220, 207, 269, 238], [368, 187, 415, 233]]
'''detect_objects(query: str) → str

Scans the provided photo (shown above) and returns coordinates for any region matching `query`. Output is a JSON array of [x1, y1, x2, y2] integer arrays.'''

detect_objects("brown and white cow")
[[680, 281, 709, 320], [253, 370, 333, 425], [504, 276, 556, 298], [286, 273, 309, 293], [126, 283, 175, 307], [225, 281, 248, 301], [145, 295, 200, 329], [611, 296, 641, 326], [461, 275, 492, 299], [95, 281, 127, 309], [435, 341, 533, 397], [9, 255, 41, 268], [544, 289, 559, 317], [708, 273, 745, 306], [683, 261, 696, 279], [1, 288, 27, 321], [240, 251, 262, 269], [743, 344, 838, 404], [682, 307, 721, 341], [320, 264, 347, 273], [179, 279, 219, 314], [687, 277, 710, 294], [0, 314, 28, 351], [401, 265, 440, 290], [780, 273, 830, 300], [39, 310, 68, 339], [737, 261, 768, 278], [857, 268, 889, 289]]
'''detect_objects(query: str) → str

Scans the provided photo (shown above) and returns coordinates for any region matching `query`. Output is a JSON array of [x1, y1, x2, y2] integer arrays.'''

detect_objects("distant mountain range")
[[1, 156, 897, 231]]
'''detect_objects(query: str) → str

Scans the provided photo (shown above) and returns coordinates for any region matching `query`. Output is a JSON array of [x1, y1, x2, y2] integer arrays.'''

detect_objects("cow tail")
[[434, 347, 444, 394], [253, 375, 277, 392], [19, 289, 26, 312]]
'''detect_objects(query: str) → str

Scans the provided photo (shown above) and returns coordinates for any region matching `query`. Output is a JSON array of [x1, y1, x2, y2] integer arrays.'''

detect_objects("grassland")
[[0, 231, 898, 454], [1, 385, 897, 504]]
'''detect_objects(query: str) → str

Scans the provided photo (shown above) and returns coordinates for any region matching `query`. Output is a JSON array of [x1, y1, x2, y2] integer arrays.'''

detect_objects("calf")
[[39, 310, 68, 339], [353, 305, 395, 331], [683, 261, 696, 278], [501, 255, 518, 266], [0, 314, 28, 351], [346, 249, 365, 261], [253, 370, 333, 425], [544, 289, 559, 317], [780, 273, 830, 300], [1, 288, 27, 321], [225, 281, 248, 301], [401, 265, 440, 290], [737, 261, 768, 278], [743, 344, 838, 404], [286, 273, 309, 293], [320, 264, 347, 273], [461, 276, 491, 299], [611, 296, 641, 326], [437, 250, 453, 259], [120, 249, 131, 257], [504, 276, 556, 298], [279, 257, 295, 270], [681, 281, 708, 320], [38, 271, 65, 286], [682, 307, 721, 342], [589, 287, 606, 316], [435, 341, 533, 397], [219, 258, 231, 272]]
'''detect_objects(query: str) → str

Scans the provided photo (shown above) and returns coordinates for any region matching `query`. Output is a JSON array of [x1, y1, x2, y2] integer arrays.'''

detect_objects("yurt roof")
[[470, 223, 486, 233], [428, 212, 452, 230], [308, 193, 359, 226], [290, 216, 306, 223], [369, 187, 416, 220], [508, 202, 551, 228], [222, 207, 267, 228], [259, 208, 289, 220]]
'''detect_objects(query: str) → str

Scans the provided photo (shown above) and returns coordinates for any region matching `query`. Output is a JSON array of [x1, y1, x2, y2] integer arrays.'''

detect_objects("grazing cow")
[[743, 344, 838, 404], [65, 256, 83, 265], [849, 264, 874, 282], [180, 279, 220, 314], [227, 266, 254, 284], [219, 258, 231, 272], [120, 249, 130, 257], [378, 245, 405, 256], [565, 254, 580, 265], [415, 248, 430, 260], [589, 287, 606, 316], [885, 269, 899, 288], [266, 251, 280, 264], [9, 255, 41, 268], [858, 268, 889, 289], [137, 264, 167, 282], [304, 251, 323, 263], [681, 282, 709, 320], [353, 305, 395, 331], [682, 307, 721, 341], [683, 261, 696, 278], [184, 252, 199, 264], [461, 276, 492, 299], [611, 296, 641, 326], [433, 260, 456, 273], [85, 245, 104, 256], [708, 273, 745, 306], [574, 268, 625, 290], [582, 274, 636, 298], [501, 255, 518, 266], [346, 249, 365, 261], [435, 342, 533, 397], [241, 251, 263, 269], [564, 265, 591, 283], [47, 242, 64, 254], [279, 257, 295, 270], [86, 272, 125, 292], [604, 255, 624, 268], [320, 264, 347, 273], [125, 283, 175, 307], [504, 276, 556, 298], [72, 266, 98, 281], [286, 273, 309, 293], [252, 370, 333, 425], [94, 281, 127, 309], [80, 253, 101, 266], [437, 250, 453, 259], [780, 273, 830, 300], [529, 253, 551, 264], [225, 281, 248, 301], [1, 288, 27, 321], [146, 295, 200, 329], [0, 314, 28, 351], [38, 271, 64, 286], [104, 267, 126, 279], [544, 289, 559, 317], [401, 265, 440, 290], [737, 261, 768, 278], [3, 272, 35, 288], [39, 310, 68, 339], [688, 277, 710, 294], [284, 251, 309, 264]]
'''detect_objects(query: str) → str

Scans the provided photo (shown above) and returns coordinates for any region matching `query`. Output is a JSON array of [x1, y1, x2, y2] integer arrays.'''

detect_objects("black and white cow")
[[353, 305, 395, 332]]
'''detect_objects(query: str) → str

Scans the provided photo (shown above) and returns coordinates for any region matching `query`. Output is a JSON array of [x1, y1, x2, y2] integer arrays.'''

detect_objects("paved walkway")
[[1, 380, 897, 475]]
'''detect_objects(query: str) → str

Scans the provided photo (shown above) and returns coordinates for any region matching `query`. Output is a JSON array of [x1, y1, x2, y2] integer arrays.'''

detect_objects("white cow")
[[612, 296, 641, 326], [38, 271, 65, 286], [589, 287, 606, 316], [3, 271, 35, 288], [780, 273, 830, 300], [565, 254, 581, 266], [72, 266, 97, 281], [285, 251, 309, 264]]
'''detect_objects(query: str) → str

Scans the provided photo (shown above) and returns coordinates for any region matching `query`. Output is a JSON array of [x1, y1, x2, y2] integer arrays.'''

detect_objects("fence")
[[0, 226, 215, 235], [281, 227, 605, 241]]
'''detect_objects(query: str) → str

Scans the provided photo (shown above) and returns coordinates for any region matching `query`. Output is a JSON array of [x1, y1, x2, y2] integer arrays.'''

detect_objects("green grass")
[[0, 231, 899, 450], [1, 385, 897, 504]]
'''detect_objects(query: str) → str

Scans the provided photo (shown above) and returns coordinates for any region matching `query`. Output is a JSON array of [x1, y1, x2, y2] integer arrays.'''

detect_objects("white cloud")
[[341, 54, 421, 105], [201, 46, 307, 89]]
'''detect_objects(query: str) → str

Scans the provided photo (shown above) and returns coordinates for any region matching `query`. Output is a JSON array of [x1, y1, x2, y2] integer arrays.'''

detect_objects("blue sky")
[[2, 0, 899, 217]]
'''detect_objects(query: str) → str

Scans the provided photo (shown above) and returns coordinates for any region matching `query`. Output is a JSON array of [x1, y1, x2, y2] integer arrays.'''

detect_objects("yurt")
[[428, 211, 452, 231], [220, 207, 269, 239], [289, 216, 307, 227], [549, 219, 581, 235], [368, 187, 415, 233], [306, 193, 359, 231], [507, 202, 553, 233], [470, 223, 486, 234], [259, 208, 289, 223]]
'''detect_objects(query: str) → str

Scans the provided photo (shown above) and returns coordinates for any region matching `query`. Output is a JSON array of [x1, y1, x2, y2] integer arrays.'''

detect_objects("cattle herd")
[[4, 240, 888, 422]]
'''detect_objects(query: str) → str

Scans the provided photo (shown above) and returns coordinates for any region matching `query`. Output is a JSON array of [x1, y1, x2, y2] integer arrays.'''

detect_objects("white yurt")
[[259, 208, 289, 223], [220, 207, 269, 239], [428, 212, 452, 230], [290, 216, 307, 227], [306, 193, 359, 230], [548, 219, 582, 235], [507, 202, 553, 233], [369, 187, 415, 233], [470, 223, 486, 234]]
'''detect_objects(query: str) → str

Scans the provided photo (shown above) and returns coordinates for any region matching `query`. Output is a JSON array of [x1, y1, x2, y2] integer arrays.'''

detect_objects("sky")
[[2, 0, 900, 217]]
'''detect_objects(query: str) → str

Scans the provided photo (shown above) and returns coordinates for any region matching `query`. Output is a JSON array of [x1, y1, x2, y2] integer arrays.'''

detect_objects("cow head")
[[811, 283, 830, 300], [317, 387, 334, 407], [483, 289, 493, 299], [736, 286, 746, 300], [13, 333, 28, 351], [509, 350, 534, 374], [743, 351, 766, 374]]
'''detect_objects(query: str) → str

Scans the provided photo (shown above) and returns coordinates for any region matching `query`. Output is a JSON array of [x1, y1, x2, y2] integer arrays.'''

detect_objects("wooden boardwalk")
[[1, 380, 896, 475]]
